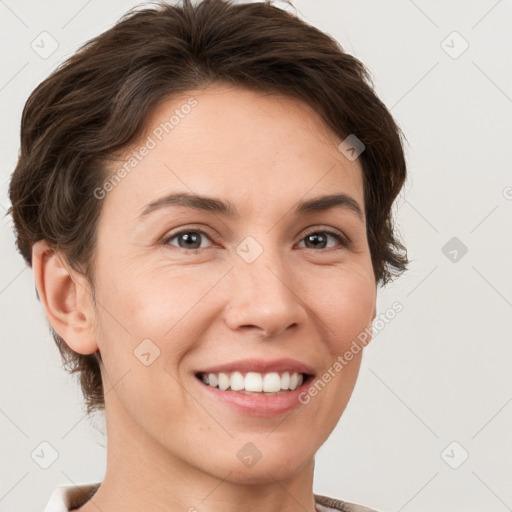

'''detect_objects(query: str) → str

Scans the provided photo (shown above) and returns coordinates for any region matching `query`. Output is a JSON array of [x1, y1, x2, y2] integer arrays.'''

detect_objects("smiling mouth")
[[195, 370, 312, 395]]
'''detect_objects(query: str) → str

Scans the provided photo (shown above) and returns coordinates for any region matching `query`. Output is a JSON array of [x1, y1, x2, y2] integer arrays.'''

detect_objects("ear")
[[32, 240, 99, 355]]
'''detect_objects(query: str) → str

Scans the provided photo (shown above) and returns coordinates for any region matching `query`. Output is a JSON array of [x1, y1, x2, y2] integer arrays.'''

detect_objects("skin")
[[33, 84, 377, 512]]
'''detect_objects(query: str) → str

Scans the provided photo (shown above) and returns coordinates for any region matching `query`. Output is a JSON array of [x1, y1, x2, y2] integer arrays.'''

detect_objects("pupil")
[[307, 233, 326, 248], [181, 232, 200, 248]]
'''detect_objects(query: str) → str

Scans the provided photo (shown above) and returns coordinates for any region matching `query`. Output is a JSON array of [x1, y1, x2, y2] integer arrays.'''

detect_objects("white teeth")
[[218, 372, 230, 391], [263, 372, 281, 392], [230, 371, 245, 391], [245, 372, 263, 392], [199, 370, 306, 393]]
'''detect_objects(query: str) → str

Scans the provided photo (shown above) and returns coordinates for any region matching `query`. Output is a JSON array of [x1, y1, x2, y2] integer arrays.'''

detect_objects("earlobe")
[[32, 240, 99, 355]]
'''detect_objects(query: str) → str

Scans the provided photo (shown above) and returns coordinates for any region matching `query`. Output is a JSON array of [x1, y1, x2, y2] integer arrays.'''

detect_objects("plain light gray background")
[[1, 1, 511, 511]]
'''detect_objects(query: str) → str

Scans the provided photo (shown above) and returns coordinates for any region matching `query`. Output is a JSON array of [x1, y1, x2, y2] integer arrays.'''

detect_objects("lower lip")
[[195, 376, 312, 417]]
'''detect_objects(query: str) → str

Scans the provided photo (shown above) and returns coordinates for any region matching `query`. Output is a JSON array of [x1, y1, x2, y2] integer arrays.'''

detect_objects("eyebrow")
[[138, 192, 364, 222]]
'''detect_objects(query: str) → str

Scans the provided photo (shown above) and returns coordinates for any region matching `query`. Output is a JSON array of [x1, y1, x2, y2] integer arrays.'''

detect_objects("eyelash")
[[162, 227, 351, 252]]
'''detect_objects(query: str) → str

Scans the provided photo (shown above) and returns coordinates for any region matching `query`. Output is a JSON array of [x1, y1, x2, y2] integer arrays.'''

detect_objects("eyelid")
[[162, 224, 352, 251], [162, 226, 216, 247], [299, 226, 352, 249]]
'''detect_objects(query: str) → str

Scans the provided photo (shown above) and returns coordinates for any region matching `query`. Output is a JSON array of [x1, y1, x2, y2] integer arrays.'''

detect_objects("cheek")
[[94, 263, 227, 376], [92, 269, 194, 413], [307, 267, 376, 352], [97, 259, 199, 332]]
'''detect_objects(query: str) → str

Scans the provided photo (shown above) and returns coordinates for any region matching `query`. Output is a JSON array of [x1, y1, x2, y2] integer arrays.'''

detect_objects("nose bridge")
[[236, 232, 289, 293], [224, 232, 305, 336]]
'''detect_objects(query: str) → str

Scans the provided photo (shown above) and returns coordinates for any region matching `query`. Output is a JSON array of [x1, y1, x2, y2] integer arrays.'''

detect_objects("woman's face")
[[90, 84, 376, 483]]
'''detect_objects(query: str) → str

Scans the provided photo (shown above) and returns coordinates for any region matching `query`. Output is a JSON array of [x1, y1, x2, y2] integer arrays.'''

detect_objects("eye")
[[162, 227, 351, 252], [297, 229, 350, 250], [163, 229, 213, 251]]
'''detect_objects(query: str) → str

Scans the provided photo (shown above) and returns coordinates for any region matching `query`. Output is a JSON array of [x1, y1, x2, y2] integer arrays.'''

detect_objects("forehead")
[[100, 84, 364, 225]]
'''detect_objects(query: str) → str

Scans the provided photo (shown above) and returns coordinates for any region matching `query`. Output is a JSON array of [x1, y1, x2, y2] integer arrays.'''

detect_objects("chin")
[[206, 439, 314, 484], [223, 458, 310, 485]]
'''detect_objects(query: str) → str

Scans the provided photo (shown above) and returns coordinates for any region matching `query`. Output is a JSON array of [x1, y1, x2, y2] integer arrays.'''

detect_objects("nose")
[[223, 247, 307, 339]]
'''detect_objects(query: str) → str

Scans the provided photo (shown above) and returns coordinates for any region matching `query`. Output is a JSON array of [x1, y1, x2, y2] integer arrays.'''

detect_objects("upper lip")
[[195, 358, 315, 376]]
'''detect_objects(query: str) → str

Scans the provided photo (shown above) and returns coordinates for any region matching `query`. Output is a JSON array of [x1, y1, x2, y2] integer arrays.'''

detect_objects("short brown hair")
[[7, 0, 408, 415]]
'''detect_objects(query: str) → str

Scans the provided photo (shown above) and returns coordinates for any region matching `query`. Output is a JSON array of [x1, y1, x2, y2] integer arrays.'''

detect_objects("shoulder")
[[314, 493, 382, 512], [43, 482, 101, 512]]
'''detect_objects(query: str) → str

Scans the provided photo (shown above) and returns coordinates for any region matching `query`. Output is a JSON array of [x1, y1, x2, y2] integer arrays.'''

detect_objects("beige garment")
[[43, 482, 380, 512]]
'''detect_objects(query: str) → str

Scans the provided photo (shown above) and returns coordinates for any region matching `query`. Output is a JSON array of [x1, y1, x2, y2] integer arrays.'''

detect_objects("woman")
[[8, 0, 408, 510]]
